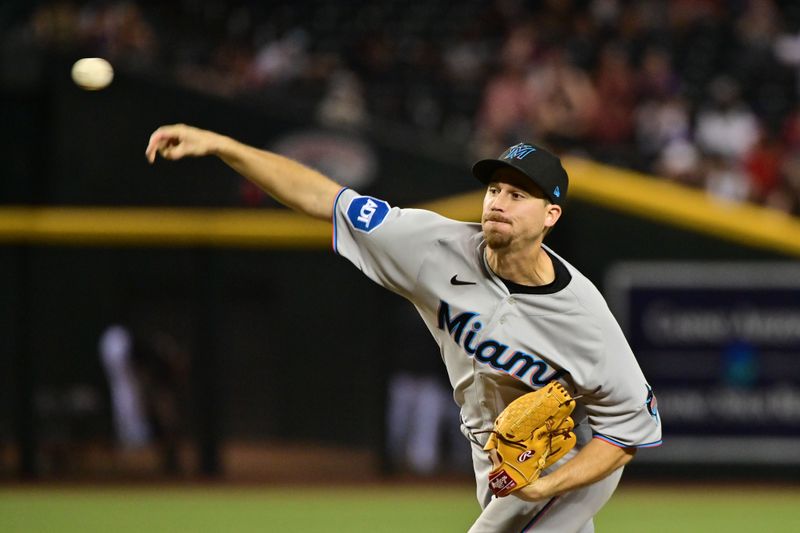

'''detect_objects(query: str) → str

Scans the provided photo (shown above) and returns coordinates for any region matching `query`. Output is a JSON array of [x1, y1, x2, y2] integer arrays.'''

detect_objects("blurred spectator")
[[777, 107, 800, 213], [744, 130, 785, 204], [79, 1, 159, 69], [31, 0, 81, 50], [638, 46, 681, 101], [703, 153, 750, 203], [591, 42, 637, 147], [472, 24, 539, 158], [695, 76, 759, 161], [654, 136, 702, 187], [775, 152, 800, 213], [317, 68, 369, 130], [527, 46, 598, 151], [636, 95, 692, 168], [735, 0, 780, 54], [442, 30, 490, 86], [250, 28, 309, 88]]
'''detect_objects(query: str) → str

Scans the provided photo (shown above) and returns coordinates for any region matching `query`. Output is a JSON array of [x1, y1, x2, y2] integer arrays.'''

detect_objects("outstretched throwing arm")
[[145, 124, 342, 221]]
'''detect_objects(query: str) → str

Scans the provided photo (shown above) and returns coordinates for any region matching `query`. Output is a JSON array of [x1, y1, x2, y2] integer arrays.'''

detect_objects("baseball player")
[[145, 125, 662, 532]]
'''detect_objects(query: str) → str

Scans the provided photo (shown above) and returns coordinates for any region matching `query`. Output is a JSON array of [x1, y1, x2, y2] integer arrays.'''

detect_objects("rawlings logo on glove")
[[484, 381, 577, 497]]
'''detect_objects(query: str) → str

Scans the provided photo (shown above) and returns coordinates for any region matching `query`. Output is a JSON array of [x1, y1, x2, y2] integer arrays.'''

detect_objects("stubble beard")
[[482, 226, 512, 250]]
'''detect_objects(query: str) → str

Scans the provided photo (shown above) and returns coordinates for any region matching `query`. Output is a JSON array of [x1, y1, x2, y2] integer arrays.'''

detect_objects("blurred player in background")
[[99, 322, 189, 474], [145, 124, 661, 532], [385, 303, 469, 476]]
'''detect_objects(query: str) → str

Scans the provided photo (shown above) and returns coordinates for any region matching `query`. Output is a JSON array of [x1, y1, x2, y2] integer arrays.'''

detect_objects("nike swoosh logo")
[[450, 275, 477, 286]]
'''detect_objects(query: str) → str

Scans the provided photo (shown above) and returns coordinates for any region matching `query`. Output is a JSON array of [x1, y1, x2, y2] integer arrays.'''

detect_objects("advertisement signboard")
[[606, 263, 800, 464]]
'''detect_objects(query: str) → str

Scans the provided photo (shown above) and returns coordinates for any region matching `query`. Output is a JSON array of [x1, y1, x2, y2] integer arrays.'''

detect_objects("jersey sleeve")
[[579, 313, 662, 448], [331, 188, 456, 298], [584, 377, 662, 449]]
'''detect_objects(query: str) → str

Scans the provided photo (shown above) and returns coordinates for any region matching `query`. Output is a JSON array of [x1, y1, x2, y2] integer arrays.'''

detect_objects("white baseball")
[[71, 57, 114, 91]]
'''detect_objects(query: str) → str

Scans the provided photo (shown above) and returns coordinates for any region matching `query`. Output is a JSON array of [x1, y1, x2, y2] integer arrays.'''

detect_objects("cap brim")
[[472, 159, 520, 185], [471, 158, 559, 204]]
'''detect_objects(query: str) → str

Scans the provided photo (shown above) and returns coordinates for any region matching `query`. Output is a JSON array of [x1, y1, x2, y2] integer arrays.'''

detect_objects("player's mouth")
[[483, 215, 512, 225]]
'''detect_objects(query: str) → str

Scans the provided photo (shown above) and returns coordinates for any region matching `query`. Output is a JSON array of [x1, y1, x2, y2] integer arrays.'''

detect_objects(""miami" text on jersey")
[[437, 300, 566, 388]]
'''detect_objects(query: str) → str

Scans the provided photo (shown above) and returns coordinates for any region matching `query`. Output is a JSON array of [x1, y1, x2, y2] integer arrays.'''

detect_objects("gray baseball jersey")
[[332, 188, 662, 531]]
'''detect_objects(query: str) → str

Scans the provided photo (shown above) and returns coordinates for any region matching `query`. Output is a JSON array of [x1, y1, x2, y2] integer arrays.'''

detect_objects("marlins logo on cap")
[[472, 142, 569, 205], [504, 143, 537, 160]]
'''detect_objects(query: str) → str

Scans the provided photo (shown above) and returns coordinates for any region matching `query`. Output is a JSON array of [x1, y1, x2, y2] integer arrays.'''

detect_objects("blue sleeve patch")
[[345, 196, 390, 234]]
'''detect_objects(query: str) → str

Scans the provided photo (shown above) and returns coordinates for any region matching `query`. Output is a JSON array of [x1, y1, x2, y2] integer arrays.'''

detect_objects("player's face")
[[481, 168, 561, 251]]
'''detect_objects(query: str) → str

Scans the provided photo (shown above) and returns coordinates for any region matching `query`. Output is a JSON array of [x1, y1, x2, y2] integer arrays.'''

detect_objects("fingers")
[[145, 128, 173, 163], [487, 448, 502, 469], [160, 143, 187, 161], [144, 124, 184, 164]]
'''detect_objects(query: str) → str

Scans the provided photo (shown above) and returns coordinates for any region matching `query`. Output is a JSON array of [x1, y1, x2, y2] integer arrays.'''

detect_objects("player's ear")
[[544, 203, 561, 230]]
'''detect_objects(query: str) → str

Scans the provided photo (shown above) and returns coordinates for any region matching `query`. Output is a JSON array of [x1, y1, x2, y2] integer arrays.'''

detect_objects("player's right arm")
[[145, 124, 341, 221]]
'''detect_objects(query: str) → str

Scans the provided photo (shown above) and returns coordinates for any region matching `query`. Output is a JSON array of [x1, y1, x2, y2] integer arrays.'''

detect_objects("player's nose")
[[489, 193, 509, 210]]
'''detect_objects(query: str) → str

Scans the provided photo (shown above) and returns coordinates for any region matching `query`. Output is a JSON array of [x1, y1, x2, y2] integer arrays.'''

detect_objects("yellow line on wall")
[[0, 158, 798, 255], [0, 207, 332, 248], [563, 157, 800, 256]]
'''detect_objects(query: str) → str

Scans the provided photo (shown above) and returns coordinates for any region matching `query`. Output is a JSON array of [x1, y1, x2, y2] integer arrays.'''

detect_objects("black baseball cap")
[[472, 143, 568, 205]]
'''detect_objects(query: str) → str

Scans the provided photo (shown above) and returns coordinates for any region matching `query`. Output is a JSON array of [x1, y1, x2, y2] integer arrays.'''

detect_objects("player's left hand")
[[483, 381, 577, 498]]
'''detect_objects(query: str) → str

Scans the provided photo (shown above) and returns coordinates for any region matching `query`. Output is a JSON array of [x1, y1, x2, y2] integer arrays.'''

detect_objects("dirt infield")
[[0, 440, 474, 485]]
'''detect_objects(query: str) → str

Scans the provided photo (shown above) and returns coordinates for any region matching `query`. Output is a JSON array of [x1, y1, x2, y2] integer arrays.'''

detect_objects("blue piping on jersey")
[[331, 187, 349, 255], [521, 496, 559, 531], [593, 433, 663, 449]]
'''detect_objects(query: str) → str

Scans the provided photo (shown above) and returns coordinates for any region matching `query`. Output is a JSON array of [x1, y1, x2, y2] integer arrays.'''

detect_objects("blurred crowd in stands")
[[8, 0, 800, 214]]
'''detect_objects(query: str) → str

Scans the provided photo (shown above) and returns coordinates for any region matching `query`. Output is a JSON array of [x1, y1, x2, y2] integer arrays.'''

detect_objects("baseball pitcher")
[[146, 125, 662, 532]]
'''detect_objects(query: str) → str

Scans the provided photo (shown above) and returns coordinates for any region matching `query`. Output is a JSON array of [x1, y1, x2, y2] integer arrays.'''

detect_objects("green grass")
[[597, 487, 800, 533], [0, 486, 478, 533], [1, 484, 798, 532]]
